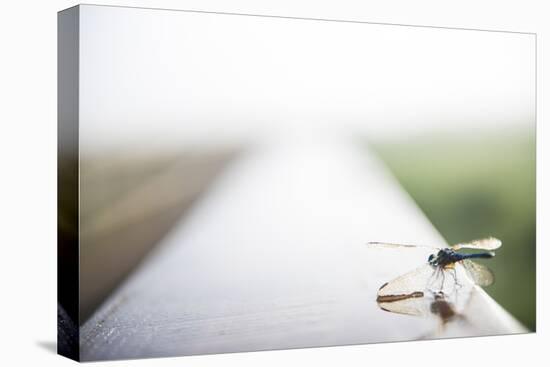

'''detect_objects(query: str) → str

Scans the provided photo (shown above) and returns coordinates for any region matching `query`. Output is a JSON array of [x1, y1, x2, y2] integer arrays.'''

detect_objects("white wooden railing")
[[80, 136, 525, 361]]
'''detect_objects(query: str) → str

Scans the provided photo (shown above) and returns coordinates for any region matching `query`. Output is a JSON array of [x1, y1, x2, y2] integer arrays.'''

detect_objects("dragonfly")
[[367, 237, 501, 298]]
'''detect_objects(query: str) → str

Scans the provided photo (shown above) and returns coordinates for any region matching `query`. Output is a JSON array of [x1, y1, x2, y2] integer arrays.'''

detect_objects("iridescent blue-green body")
[[428, 248, 494, 268]]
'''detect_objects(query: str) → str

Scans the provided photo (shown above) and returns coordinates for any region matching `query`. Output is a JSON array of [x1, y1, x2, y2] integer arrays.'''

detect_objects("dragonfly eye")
[[428, 254, 435, 263]]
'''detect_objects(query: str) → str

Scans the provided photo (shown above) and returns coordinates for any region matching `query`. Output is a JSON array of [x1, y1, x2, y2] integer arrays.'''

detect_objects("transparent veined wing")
[[460, 259, 495, 286], [378, 294, 428, 317], [451, 237, 502, 251], [366, 241, 440, 250], [377, 264, 435, 299]]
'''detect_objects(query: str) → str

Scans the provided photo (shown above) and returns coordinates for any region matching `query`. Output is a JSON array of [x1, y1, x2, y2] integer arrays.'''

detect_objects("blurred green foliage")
[[370, 130, 536, 330]]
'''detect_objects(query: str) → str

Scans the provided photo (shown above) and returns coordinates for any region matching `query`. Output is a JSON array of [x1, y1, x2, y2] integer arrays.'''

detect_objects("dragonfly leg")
[[439, 269, 446, 293], [426, 269, 437, 291], [451, 267, 463, 289], [427, 267, 440, 293]]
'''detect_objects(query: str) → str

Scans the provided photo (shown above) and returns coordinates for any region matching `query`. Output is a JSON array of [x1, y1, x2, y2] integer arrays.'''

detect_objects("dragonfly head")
[[428, 253, 438, 266]]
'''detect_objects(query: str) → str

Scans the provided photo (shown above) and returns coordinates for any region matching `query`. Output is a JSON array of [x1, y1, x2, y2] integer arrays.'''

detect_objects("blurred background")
[[66, 5, 536, 330]]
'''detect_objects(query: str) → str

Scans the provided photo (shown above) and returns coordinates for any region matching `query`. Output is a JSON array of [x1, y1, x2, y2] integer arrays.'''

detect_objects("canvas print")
[[58, 4, 536, 362]]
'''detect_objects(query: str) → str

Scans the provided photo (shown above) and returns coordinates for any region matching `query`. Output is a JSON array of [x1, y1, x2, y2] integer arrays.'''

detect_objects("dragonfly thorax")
[[428, 248, 462, 267]]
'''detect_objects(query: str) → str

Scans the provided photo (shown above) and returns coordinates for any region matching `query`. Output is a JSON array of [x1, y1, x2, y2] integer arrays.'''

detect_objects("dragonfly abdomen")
[[432, 249, 494, 267], [456, 252, 494, 262]]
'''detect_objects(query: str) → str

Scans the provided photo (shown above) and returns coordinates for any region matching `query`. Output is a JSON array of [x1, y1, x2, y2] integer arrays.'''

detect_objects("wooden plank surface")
[[81, 137, 526, 361]]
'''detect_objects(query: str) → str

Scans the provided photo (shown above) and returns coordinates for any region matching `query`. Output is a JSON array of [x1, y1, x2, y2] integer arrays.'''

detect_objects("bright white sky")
[[79, 5, 535, 152]]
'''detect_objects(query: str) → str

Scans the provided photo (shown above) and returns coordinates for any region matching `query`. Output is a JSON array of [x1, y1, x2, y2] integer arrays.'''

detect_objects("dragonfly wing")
[[366, 241, 440, 250], [377, 264, 435, 298], [452, 237, 502, 251], [378, 296, 429, 317], [460, 259, 495, 286]]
